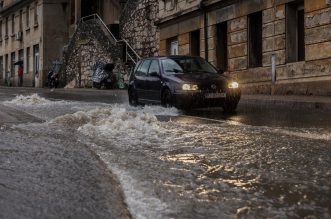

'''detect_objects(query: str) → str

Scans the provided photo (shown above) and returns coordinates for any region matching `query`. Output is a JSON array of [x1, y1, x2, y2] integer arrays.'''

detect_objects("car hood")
[[167, 72, 228, 84]]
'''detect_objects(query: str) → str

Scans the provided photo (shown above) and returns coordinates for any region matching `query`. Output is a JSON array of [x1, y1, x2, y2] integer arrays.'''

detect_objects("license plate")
[[205, 92, 226, 99]]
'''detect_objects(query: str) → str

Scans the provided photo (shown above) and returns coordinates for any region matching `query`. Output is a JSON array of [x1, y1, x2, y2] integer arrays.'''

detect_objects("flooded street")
[[0, 87, 330, 219]]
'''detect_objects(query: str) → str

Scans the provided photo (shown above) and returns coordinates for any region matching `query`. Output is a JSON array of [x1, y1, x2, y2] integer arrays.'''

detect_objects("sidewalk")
[[241, 94, 331, 111]]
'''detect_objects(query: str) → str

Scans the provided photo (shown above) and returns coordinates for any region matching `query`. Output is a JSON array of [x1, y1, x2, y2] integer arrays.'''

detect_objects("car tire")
[[161, 89, 173, 108], [129, 88, 139, 106], [223, 96, 238, 113]]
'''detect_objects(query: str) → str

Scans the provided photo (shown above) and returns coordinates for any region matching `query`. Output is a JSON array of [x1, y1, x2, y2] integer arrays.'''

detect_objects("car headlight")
[[182, 84, 199, 91], [228, 81, 239, 89]]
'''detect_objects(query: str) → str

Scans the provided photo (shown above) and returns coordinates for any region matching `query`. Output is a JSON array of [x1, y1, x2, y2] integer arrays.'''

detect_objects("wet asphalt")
[[0, 87, 330, 219], [1, 87, 330, 129]]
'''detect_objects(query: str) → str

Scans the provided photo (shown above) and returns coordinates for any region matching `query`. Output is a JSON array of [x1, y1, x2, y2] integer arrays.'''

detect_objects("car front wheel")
[[161, 89, 173, 108], [129, 88, 138, 106], [223, 96, 239, 113]]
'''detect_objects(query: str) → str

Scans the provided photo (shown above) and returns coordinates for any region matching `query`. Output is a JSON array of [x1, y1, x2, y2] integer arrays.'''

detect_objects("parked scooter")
[[47, 60, 62, 89], [92, 62, 115, 89], [47, 70, 59, 89]]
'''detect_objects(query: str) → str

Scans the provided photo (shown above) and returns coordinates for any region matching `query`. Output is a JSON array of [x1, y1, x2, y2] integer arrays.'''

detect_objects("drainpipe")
[[199, 0, 208, 61]]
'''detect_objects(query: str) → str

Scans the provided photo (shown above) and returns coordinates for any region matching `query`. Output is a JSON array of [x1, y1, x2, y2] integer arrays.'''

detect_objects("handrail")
[[80, 13, 141, 63]]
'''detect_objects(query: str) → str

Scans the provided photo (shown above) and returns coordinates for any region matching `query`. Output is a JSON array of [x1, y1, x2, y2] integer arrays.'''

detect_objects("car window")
[[148, 60, 160, 76], [136, 60, 151, 76], [161, 59, 183, 74], [162, 57, 217, 74], [134, 60, 142, 73]]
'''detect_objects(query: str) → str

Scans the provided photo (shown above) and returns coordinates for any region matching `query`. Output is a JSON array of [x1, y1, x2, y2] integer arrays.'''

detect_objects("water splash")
[[3, 94, 51, 105]]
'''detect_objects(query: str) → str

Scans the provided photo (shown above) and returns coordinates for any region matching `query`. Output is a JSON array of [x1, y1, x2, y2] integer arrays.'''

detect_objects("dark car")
[[128, 56, 241, 112]]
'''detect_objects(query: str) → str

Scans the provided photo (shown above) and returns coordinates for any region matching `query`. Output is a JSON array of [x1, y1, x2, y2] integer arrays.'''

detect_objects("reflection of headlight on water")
[[228, 82, 239, 89], [182, 84, 199, 91]]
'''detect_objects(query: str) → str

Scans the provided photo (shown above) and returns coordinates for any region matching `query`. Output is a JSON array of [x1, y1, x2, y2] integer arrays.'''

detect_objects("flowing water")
[[2, 94, 331, 219]]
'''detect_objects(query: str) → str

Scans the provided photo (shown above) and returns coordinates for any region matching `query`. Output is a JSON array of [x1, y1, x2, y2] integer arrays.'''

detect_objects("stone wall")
[[119, 0, 159, 58], [62, 19, 121, 88]]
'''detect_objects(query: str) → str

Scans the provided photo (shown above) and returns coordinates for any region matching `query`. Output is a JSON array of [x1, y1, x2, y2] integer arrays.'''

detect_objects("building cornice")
[[156, 0, 238, 27], [0, 0, 35, 17]]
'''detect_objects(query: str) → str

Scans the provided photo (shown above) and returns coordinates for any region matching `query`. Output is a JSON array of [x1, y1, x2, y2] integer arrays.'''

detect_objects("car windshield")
[[161, 57, 218, 74]]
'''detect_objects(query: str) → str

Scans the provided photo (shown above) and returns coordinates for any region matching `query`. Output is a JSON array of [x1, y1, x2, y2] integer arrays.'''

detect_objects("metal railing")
[[81, 14, 141, 65]]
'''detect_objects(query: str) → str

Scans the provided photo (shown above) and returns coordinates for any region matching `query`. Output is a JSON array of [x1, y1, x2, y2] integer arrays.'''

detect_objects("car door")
[[134, 59, 151, 101], [146, 59, 162, 102]]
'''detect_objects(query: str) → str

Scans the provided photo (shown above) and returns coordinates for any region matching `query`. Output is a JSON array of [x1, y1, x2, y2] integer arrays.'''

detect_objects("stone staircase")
[[61, 14, 140, 88]]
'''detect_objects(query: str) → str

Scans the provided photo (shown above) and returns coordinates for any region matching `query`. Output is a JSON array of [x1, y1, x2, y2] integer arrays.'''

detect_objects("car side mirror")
[[149, 72, 159, 77], [218, 69, 224, 74]]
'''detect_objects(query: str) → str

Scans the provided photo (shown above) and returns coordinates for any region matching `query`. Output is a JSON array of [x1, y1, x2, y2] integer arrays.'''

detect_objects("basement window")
[[286, 0, 305, 63], [216, 21, 228, 71], [248, 11, 262, 68]]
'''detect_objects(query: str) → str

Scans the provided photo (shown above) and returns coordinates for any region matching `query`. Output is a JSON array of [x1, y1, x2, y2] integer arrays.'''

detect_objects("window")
[[216, 21, 228, 71], [248, 11, 262, 67], [26, 47, 30, 73], [10, 52, 15, 77], [34, 3, 38, 25], [18, 49, 23, 62], [70, 0, 75, 24], [5, 54, 8, 77], [5, 17, 8, 36], [167, 37, 178, 55], [11, 14, 14, 35], [136, 60, 151, 76], [26, 6, 30, 28], [0, 20, 2, 39], [0, 56, 3, 81], [162, 57, 217, 74], [19, 10, 23, 31], [148, 60, 160, 76], [33, 44, 39, 76], [286, 0, 305, 63], [190, 30, 200, 57]]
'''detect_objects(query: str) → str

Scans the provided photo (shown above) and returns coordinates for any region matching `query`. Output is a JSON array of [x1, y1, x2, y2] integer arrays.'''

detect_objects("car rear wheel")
[[161, 89, 173, 108], [129, 88, 138, 106]]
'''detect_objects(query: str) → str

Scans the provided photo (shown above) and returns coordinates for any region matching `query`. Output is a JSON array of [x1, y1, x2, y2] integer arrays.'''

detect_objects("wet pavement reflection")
[[0, 88, 330, 219]]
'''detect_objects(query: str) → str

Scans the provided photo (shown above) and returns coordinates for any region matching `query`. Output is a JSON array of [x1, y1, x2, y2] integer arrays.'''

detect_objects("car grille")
[[200, 82, 226, 93]]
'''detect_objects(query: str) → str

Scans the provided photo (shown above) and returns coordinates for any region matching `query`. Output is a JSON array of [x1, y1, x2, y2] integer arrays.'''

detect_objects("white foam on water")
[[97, 153, 170, 219], [50, 105, 179, 218], [3, 94, 51, 105], [51, 106, 166, 145]]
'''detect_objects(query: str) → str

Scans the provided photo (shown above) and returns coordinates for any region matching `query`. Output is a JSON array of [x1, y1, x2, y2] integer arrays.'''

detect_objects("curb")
[[240, 95, 331, 111]]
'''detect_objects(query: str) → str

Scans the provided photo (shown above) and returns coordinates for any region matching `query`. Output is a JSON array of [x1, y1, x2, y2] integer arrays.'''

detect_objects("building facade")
[[0, 0, 71, 87], [157, 0, 331, 96], [0, 0, 123, 87]]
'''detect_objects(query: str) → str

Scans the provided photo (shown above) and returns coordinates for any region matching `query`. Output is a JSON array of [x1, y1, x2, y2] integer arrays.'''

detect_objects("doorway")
[[216, 22, 228, 71], [190, 30, 200, 57], [81, 0, 100, 18], [33, 44, 39, 87]]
